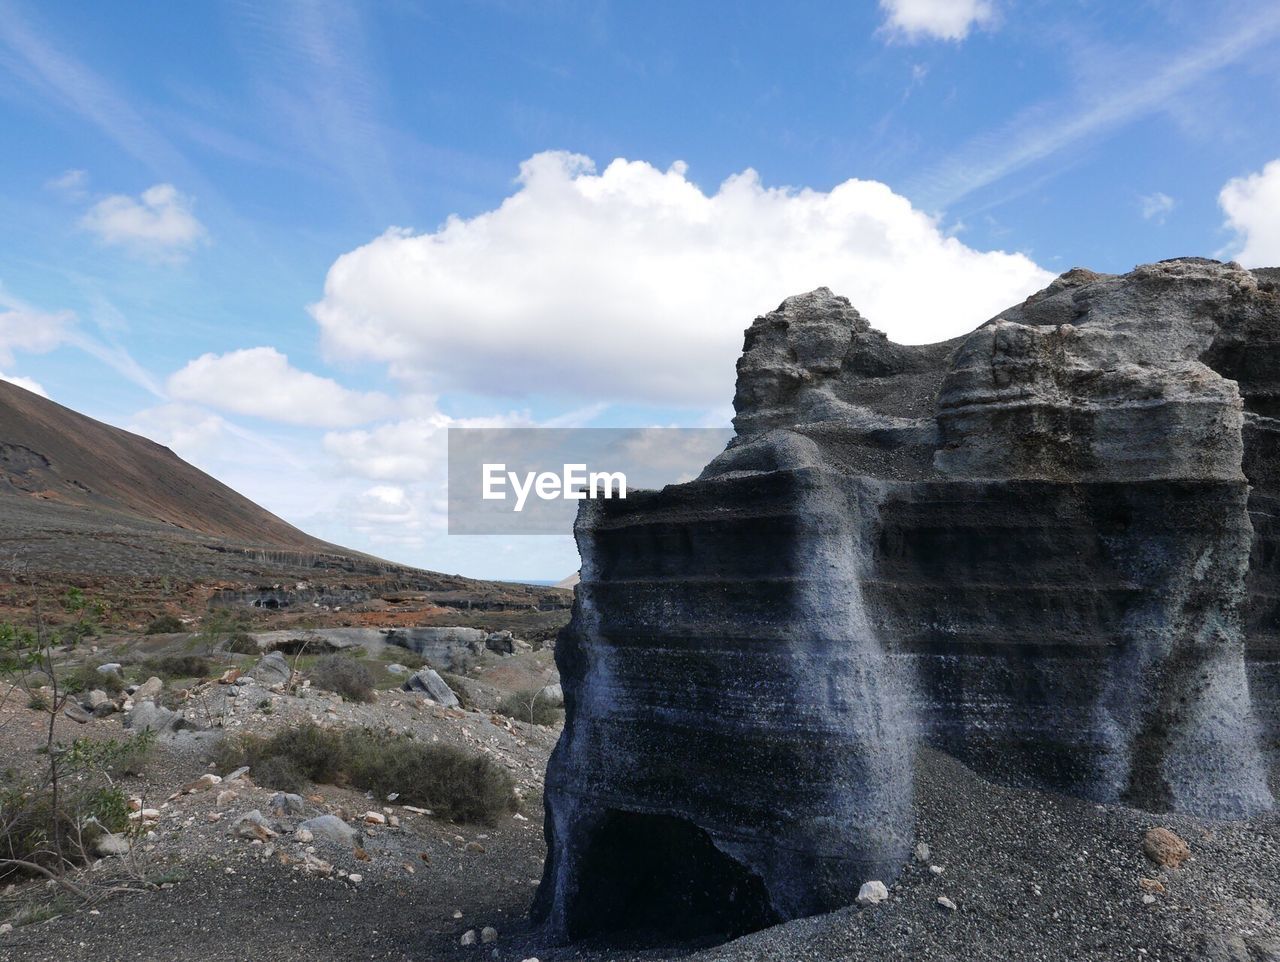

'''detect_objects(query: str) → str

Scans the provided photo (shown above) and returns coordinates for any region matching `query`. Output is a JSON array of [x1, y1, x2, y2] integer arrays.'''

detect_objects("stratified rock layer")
[[535, 259, 1280, 943]]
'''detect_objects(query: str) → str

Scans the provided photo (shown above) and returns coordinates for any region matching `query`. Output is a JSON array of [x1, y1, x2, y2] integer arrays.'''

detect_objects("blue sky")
[[3, 0, 1280, 580]]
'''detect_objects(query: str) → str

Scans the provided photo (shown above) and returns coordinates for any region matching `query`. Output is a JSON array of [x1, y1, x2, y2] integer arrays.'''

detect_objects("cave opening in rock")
[[566, 810, 778, 944]]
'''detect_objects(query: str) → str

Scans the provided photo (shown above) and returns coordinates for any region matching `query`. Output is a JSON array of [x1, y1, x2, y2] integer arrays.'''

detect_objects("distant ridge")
[[0, 379, 331, 551]]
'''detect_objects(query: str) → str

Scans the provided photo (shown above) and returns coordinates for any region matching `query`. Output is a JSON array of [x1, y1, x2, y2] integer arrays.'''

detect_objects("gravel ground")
[[4, 676, 1279, 962]]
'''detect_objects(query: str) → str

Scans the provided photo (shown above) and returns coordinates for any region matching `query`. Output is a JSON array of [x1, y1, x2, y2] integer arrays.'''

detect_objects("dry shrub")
[[215, 722, 515, 824], [309, 655, 375, 702]]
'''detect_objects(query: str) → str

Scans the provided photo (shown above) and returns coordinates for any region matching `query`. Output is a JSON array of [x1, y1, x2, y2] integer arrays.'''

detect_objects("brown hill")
[[0, 380, 572, 630], [0, 379, 328, 550]]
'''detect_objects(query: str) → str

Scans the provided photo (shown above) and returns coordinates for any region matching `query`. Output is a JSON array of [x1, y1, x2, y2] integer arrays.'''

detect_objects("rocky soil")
[[3, 647, 1278, 962]]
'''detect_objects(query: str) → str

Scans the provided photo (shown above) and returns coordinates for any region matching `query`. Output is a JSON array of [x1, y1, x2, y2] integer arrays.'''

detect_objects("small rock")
[[95, 663, 122, 676], [348, 873, 363, 884], [183, 773, 222, 794], [63, 702, 91, 724], [363, 811, 387, 825], [452, 910, 463, 919], [937, 896, 957, 912], [856, 880, 889, 906], [298, 814, 356, 847], [1139, 878, 1166, 894], [913, 842, 931, 863], [481, 926, 498, 943], [465, 841, 486, 854], [1143, 827, 1190, 869], [460, 930, 478, 946], [929, 865, 944, 876], [271, 793, 307, 816], [234, 810, 278, 840], [1142, 893, 1156, 905], [386, 664, 409, 675], [295, 828, 314, 844], [94, 833, 131, 857], [222, 766, 251, 784], [0, 922, 11, 935], [218, 668, 242, 685]]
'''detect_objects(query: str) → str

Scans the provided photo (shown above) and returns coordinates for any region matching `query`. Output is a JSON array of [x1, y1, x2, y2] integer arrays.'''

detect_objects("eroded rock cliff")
[[534, 258, 1280, 943]]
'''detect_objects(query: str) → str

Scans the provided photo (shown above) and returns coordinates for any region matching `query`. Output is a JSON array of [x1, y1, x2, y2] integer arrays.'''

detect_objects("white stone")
[[856, 880, 889, 906]]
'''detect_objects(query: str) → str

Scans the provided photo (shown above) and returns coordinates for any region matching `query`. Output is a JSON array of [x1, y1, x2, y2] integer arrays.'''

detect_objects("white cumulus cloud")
[[879, 0, 996, 42], [1221, 159, 1280, 267], [81, 183, 206, 257], [167, 347, 395, 427], [311, 152, 1051, 408]]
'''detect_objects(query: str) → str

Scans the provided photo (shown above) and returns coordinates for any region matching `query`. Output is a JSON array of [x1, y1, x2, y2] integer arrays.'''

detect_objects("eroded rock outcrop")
[[535, 258, 1280, 943]]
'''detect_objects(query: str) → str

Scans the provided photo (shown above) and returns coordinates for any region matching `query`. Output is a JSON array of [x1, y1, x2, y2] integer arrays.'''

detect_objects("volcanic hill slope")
[[0, 380, 569, 629]]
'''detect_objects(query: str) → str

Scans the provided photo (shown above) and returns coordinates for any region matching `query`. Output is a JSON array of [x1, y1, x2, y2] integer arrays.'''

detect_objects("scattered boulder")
[[123, 701, 182, 735], [62, 701, 91, 724], [402, 667, 460, 708], [1143, 827, 1191, 869], [913, 842, 931, 864], [937, 896, 957, 912], [84, 688, 110, 710], [460, 930, 478, 946], [95, 663, 122, 677], [386, 663, 410, 675], [133, 676, 163, 703], [250, 651, 292, 687], [481, 926, 499, 943], [298, 814, 357, 847], [856, 881, 889, 906], [485, 631, 515, 655]]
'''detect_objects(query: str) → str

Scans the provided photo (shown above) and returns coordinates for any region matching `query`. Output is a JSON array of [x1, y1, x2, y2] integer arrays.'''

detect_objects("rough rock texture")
[[535, 259, 1280, 944]]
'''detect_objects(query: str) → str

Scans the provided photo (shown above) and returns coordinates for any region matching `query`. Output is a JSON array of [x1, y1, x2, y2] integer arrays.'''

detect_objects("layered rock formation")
[[535, 259, 1280, 943]]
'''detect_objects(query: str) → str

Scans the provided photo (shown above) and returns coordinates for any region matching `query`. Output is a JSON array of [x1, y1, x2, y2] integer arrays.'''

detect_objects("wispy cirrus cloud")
[[910, 8, 1280, 207]]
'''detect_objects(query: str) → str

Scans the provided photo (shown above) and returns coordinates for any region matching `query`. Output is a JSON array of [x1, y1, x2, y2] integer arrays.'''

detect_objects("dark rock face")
[[535, 259, 1280, 943]]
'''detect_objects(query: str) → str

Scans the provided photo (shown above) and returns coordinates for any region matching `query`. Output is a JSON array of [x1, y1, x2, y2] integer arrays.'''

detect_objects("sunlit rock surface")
[[535, 259, 1280, 943]]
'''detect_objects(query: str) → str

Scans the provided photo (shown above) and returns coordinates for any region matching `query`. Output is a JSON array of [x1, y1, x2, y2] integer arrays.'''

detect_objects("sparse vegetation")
[[496, 687, 564, 727], [215, 722, 516, 824], [386, 648, 427, 670], [438, 672, 475, 709], [145, 614, 184, 635], [308, 654, 375, 702], [225, 632, 259, 655], [62, 661, 122, 696], [137, 654, 212, 680]]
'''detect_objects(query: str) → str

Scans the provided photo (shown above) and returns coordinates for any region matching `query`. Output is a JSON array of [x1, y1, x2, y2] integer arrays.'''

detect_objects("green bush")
[[0, 734, 153, 883], [496, 688, 564, 727], [63, 662, 122, 696], [145, 615, 184, 635], [309, 655, 375, 702], [215, 722, 516, 824]]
